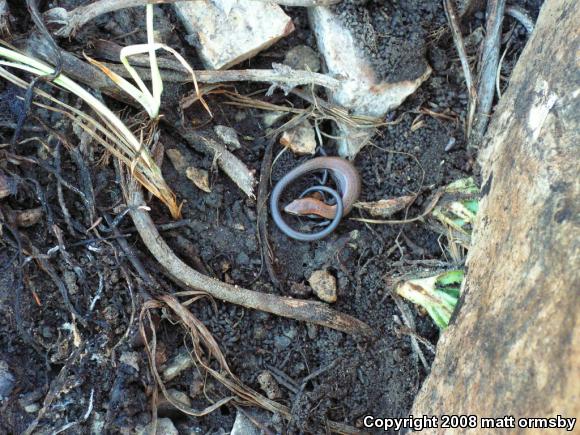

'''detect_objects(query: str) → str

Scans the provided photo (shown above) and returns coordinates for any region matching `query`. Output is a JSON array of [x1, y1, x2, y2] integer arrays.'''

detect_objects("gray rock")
[[173, 0, 294, 69], [162, 351, 194, 381], [231, 411, 260, 435], [0, 360, 14, 400], [283, 45, 321, 72], [274, 335, 292, 350]]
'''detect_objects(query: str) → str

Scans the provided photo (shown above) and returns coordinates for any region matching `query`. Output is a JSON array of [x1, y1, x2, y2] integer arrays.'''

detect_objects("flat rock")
[[138, 418, 178, 435], [309, 6, 431, 156], [174, 0, 294, 69], [280, 120, 316, 155], [231, 411, 261, 435], [308, 269, 337, 303], [186, 167, 211, 193]]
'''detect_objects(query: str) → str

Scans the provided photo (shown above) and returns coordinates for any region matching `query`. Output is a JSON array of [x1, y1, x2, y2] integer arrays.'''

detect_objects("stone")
[[263, 111, 287, 127], [231, 411, 260, 435], [214, 125, 241, 150], [158, 389, 192, 416], [0, 360, 14, 400], [280, 120, 317, 155], [354, 195, 416, 218], [308, 269, 337, 303], [166, 149, 188, 173], [186, 167, 211, 193], [283, 45, 321, 72], [162, 351, 194, 382], [309, 7, 431, 157], [257, 370, 282, 400], [138, 418, 178, 435], [173, 0, 294, 70], [120, 351, 140, 372]]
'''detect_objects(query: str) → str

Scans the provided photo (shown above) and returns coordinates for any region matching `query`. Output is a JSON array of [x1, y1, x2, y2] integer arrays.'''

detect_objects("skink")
[[270, 157, 361, 241]]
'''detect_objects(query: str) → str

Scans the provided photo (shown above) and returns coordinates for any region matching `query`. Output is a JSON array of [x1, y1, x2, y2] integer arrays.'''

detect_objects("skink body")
[[270, 156, 361, 241]]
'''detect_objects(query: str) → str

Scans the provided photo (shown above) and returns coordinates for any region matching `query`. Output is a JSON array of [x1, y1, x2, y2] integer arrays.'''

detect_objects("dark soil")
[[0, 0, 542, 434]]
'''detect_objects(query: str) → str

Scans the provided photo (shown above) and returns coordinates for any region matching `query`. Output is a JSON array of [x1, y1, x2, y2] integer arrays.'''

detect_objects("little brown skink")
[[270, 156, 361, 241]]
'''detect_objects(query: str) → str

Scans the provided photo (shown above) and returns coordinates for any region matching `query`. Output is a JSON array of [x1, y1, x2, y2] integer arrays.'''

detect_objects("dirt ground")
[[0, 0, 542, 434]]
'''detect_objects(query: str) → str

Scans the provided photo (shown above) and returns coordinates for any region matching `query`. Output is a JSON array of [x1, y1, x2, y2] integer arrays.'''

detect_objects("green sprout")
[[429, 177, 479, 248], [396, 269, 464, 329]]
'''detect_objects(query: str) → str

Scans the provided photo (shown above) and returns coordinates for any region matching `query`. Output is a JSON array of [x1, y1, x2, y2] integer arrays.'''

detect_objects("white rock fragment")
[[308, 269, 337, 303], [309, 7, 431, 157], [263, 111, 287, 127], [231, 411, 261, 435], [257, 370, 282, 400], [162, 351, 194, 382], [214, 125, 241, 150], [173, 0, 294, 70], [138, 418, 178, 435], [280, 120, 317, 155], [186, 167, 212, 193]]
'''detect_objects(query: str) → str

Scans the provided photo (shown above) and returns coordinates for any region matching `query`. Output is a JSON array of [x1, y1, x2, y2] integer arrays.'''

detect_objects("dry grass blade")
[[139, 295, 287, 416], [140, 294, 363, 434], [0, 65, 181, 218]]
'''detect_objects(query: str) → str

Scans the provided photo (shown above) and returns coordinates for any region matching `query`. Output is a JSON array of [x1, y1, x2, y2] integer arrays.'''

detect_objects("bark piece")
[[412, 0, 580, 425], [309, 6, 431, 157], [173, 0, 294, 69], [214, 125, 241, 150]]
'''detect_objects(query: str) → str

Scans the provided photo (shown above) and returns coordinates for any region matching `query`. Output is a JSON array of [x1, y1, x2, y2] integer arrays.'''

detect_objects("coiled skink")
[[270, 157, 361, 241]]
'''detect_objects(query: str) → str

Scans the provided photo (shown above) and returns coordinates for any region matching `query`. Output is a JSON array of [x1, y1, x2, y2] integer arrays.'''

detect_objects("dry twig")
[[469, 0, 507, 147], [443, 0, 476, 138], [46, 0, 342, 38], [124, 176, 371, 335]]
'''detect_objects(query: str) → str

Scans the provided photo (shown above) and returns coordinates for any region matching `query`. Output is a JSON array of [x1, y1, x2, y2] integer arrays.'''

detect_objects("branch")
[[125, 179, 372, 336]]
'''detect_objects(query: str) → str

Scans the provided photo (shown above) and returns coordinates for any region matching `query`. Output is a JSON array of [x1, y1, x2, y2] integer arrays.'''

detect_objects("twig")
[[469, 0, 507, 147], [124, 176, 371, 335], [443, 0, 476, 138], [505, 5, 534, 33], [256, 137, 281, 288], [47, 0, 342, 38]]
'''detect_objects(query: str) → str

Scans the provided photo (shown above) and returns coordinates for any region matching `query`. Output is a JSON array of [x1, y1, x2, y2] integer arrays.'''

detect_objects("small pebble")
[[257, 370, 282, 400], [231, 411, 260, 435], [162, 351, 194, 381], [274, 335, 291, 350], [138, 418, 178, 435], [283, 45, 321, 72], [280, 120, 316, 156], [0, 360, 15, 400], [186, 167, 211, 193], [308, 270, 337, 303]]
